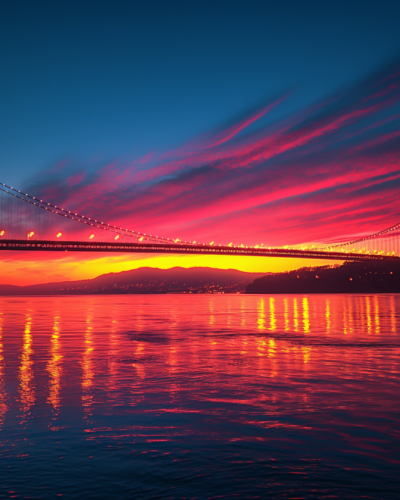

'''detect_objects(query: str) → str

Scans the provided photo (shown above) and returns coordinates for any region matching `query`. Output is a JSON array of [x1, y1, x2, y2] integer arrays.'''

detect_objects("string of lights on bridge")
[[0, 183, 178, 244], [1, 181, 399, 257]]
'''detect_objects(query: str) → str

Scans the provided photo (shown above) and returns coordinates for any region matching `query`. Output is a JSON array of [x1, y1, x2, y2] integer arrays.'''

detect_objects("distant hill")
[[0, 267, 266, 295], [246, 260, 400, 294]]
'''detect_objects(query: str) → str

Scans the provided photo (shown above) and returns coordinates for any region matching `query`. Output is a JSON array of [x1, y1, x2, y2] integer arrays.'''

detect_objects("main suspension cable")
[[0, 182, 190, 244]]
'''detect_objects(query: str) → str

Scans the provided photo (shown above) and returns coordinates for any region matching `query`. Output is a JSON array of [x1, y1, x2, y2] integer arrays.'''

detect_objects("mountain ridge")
[[0, 267, 267, 295]]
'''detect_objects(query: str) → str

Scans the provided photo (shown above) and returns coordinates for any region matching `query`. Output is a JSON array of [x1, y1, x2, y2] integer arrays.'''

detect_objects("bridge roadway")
[[0, 238, 398, 261]]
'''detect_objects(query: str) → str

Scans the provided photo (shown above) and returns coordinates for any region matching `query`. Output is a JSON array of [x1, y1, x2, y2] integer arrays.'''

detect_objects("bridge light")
[[0, 230, 4, 236], [89, 234, 94, 239], [115, 235, 120, 240], [56, 232, 62, 238], [228, 242, 232, 247], [210, 241, 214, 246], [139, 236, 144, 242], [27, 231, 34, 238]]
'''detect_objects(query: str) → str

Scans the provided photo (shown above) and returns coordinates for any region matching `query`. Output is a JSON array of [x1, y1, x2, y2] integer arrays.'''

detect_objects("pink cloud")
[[23, 59, 400, 247]]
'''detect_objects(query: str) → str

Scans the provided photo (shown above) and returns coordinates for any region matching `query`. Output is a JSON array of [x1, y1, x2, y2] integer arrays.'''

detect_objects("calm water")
[[0, 294, 399, 499]]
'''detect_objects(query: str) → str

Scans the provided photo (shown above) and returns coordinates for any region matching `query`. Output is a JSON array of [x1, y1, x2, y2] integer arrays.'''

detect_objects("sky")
[[1, 0, 400, 285]]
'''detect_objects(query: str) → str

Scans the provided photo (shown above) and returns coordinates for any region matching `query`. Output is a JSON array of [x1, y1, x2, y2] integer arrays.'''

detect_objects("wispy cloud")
[[26, 58, 400, 246]]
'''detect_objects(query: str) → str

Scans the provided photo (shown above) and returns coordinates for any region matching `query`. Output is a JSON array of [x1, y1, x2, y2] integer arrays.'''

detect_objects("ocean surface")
[[0, 294, 399, 499]]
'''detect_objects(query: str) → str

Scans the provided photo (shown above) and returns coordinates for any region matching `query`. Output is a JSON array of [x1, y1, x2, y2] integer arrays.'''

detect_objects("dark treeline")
[[246, 260, 400, 294]]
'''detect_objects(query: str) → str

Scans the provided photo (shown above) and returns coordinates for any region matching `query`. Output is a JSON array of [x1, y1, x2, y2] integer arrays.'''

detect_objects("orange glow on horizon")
[[0, 253, 338, 287]]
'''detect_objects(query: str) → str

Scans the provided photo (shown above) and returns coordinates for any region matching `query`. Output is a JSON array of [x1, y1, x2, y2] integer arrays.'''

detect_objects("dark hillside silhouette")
[[246, 260, 400, 294]]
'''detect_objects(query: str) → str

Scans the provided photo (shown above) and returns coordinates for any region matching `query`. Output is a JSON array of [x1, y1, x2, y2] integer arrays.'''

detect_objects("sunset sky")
[[1, 1, 400, 285]]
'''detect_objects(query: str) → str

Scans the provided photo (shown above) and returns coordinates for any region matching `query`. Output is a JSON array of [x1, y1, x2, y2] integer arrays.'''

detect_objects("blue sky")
[[1, 0, 400, 186]]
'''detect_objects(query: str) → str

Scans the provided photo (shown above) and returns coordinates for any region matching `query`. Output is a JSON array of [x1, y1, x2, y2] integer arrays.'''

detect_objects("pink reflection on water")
[[0, 293, 398, 459]]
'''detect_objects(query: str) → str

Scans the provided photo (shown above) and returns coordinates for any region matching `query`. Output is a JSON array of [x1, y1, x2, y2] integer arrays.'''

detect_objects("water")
[[0, 294, 399, 499]]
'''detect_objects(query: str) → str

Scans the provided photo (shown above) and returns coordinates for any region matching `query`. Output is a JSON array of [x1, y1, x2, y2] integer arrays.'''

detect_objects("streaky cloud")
[[25, 57, 400, 247]]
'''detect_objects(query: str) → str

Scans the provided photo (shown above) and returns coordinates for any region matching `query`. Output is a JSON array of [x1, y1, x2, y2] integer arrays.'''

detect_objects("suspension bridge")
[[1, 182, 400, 262]]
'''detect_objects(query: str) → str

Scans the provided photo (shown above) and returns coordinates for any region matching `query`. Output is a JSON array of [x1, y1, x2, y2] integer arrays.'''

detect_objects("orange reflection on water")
[[365, 296, 372, 335], [374, 296, 380, 335], [256, 337, 266, 356], [82, 310, 94, 415], [302, 297, 310, 333], [284, 298, 289, 331], [19, 314, 35, 417], [343, 301, 349, 335], [325, 299, 331, 333], [268, 338, 276, 357], [302, 346, 311, 364], [269, 298, 276, 331], [346, 299, 354, 336], [47, 315, 62, 412], [293, 298, 299, 332], [257, 299, 265, 330]]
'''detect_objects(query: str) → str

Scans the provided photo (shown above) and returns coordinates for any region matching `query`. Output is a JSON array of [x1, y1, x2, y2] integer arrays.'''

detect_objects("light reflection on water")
[[0, 294, 400, 499]]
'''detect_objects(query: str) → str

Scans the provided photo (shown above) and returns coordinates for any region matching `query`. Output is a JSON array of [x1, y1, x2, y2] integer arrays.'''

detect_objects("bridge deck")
[[0, 239, 398, 261]]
